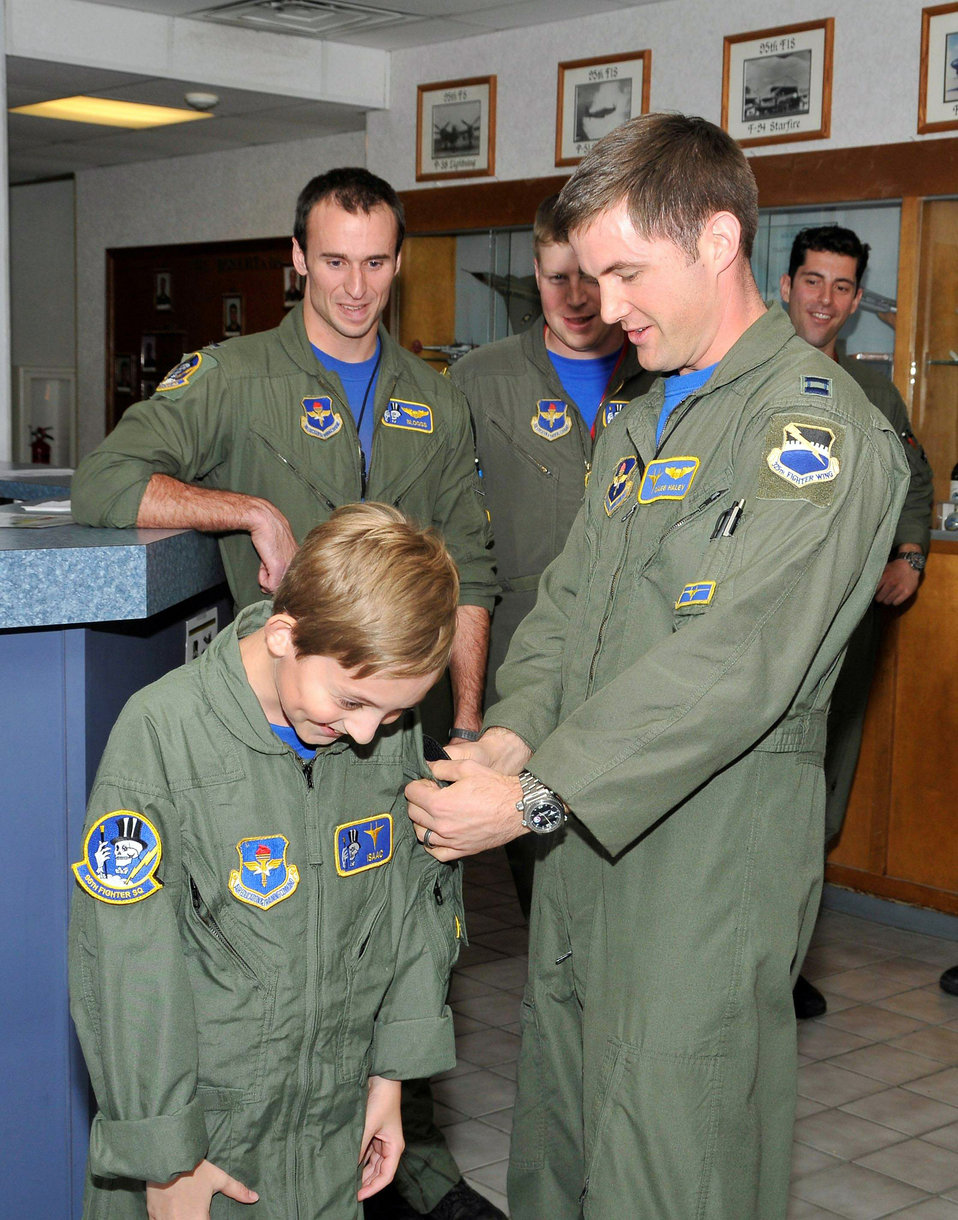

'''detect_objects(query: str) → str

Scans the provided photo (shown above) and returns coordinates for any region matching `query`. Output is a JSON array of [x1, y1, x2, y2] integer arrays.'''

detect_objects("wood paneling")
[[394, 236, 458, 369]]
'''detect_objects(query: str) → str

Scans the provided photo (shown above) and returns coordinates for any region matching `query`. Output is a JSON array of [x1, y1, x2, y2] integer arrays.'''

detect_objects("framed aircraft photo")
[[919, 3, 958, 132], [555, 51, 651, 167], [722, 18, 834, 148], [416, 76, 496, 182]]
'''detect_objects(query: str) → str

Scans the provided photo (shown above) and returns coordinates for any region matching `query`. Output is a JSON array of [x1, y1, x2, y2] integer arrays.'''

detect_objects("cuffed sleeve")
[[88, 1098, 208, 1184]]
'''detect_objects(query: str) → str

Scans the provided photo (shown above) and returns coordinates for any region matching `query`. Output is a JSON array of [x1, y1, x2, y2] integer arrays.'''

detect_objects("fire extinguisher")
[[30, 426, 53, 465]]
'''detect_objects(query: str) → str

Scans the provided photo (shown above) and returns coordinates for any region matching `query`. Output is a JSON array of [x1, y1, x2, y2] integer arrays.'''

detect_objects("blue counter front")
[[0, 522, 230, 1219]]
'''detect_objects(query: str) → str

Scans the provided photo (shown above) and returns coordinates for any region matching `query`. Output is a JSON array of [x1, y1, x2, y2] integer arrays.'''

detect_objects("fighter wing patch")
[[638, 457, 700, 503], [229, 835, 300, 909], [766, 421, 840, 488], [531, 399, 572, 440], [301, 396, 343, 439], [335, 815, 394, 877], [72, 811, 163, 905], [382, 400, 434, 433], [605, 455, 638, 516], [157, 353, 203, 392]]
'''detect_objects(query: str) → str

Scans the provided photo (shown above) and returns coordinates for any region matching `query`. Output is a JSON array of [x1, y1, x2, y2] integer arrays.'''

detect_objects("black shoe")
[[429, 1180, 508, 1220], [940, 966, 958, 996], [793, 973, 827, 1020], [363, 1184, 419, 1218]]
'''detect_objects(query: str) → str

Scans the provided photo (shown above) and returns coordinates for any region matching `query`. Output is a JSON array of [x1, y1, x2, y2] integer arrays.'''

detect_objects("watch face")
[[527, 799, 564, 833]]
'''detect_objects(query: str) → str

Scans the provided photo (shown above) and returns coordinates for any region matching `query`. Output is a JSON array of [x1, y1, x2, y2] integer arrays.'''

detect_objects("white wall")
[[10, 178, 76, 370]]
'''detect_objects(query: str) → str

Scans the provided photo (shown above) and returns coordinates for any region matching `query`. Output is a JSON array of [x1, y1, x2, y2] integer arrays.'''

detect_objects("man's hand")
[[447, 726, 532, 775], [406, 757, 529, 862], [247, 501, 298, 594], [358, 1076, 403, 1201], [146, 1159, 258, 1219], [875, 555, 921, 606]]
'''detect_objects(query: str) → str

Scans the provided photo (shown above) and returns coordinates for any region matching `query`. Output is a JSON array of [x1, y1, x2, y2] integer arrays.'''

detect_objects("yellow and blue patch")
[[383, 400, 434, 433], [157, 353, 202, 392], [72, 811, 163, 905], [766, 421, 840, 488], [675, 580, 716, 609], [228, 835, 300, 909], [336, 814, 393, 877], [531, 399, 573, 440], [605, 455, 638, 516], [301, 396, 343, 439], [598, 399, 629, 430], [638, 457, 700, 503]]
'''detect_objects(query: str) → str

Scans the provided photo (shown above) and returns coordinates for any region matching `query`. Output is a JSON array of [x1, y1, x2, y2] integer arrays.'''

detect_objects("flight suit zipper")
[[587, 501, 639, 692], [254, 431, 337, 509], [487, 416, 554, 477], [188, 877, 260, 984]]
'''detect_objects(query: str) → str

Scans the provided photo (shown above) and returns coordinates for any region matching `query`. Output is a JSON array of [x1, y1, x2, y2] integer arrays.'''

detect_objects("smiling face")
[[292, 198, 401, 361], [535, 240, 624, 359], [780, 249, 862, 359]]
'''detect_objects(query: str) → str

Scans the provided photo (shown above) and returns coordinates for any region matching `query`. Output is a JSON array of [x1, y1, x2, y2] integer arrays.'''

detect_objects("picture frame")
[[416, 76, 496, 182], [283, 265, 302, 309], [722, 19, 834, 148], [154, 270, 173, 311], [555, 51, 651, 166], [919, 3, 958, 133], [114, 354, 133, 394], [140, 333, 157, 372], [223, 294, 243, 338]]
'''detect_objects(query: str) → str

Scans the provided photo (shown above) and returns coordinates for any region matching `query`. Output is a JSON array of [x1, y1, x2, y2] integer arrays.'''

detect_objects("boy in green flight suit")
[[69, 503, 465, 1220]]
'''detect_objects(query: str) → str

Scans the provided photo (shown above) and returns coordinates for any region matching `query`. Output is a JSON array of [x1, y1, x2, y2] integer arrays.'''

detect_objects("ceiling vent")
[[191, 0, 409, 39]]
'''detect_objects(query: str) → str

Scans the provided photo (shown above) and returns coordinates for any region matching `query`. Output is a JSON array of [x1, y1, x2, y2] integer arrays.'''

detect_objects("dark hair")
[[533, 193, 566, 254], [293, 167, 405, 256], [787, 225, 870, 286], [555, 113, 758, 263]]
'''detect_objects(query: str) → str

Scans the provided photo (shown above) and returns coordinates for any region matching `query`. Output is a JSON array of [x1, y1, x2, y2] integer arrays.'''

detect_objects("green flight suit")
[[823, 350, 933, 843], [72, 308, 496, 615], [483, 307, 908, 1219], [69, 603, 464, 1220], [449, 321, 652, 915]]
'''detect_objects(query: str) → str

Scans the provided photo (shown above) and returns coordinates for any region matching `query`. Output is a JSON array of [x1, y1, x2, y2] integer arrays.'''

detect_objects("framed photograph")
[[140, 378, 158, 401], [283, 265, 302, 309], [140, 333, 157, 372], [114, 354, 133, 394], [555, 51, 651, 166], [919, 3, 958, 132], [722, 19, 834, 148], [416, 76, 496, 182], [223, 294, 243, 337], [154, 271, 173, 311]]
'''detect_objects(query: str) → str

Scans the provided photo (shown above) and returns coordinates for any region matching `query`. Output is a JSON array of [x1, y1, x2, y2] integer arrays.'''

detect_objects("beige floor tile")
[[907, 1067, 958, 1105], [823, 969, 918, 1003], [791, 1161, 927, 1218], [467, 1160, 510, 1198], [433, 1069, 516, 1117], [792, 1142, 844, 1180], [794, 1108, 906, 1159], [877, 990, 958, 1026], [804, 942, 899, 976], [822, 1005, 926, 1042], [452, 990, 523, 1027], [442, 1118, 511, 1172], [888, 1199, 958, 1218], [796, 1095, 829, 1119], [478, 1107, 513, 1135], [868, 959, 948, 990], [798, 1062, 888, 1107], [830, 1044, 945, 1087], [925, 1124, 958, 1154], [842, 1087, 958, 1136], [857, 1139, 958, 1193], [892, 1029, 958, 1066], [798, 1021, 873, 1061], [457, 956, 530, 991], [788, 1199, 845, 1219]]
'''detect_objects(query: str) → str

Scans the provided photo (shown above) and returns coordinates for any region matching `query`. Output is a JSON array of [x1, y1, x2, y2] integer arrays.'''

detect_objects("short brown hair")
[[533, 193, 566, 256], [294, 167, 405, 257], [273, 503, 459, 678], [555, 113, 758, 263]]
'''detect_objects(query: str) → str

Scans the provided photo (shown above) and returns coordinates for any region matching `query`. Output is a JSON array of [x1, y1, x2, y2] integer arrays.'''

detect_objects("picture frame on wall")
[[114, 354, 133, 394], [416, 76, 496, 182], [555, 51, 651, 166], [722, 19, 834, 148], [223, 294, 243, 337], [154, 270, 173, 311], [140, 333, 157, 372], [919, 3, 958, 132]]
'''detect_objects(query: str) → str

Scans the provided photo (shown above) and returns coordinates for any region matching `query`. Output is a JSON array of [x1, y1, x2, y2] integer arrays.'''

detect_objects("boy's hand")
[[146, 1159, 258, 1219], [358, 1076, 404, 1200]]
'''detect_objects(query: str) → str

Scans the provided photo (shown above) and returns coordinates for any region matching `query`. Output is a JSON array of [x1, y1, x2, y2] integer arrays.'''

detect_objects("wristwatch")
[[895, 549, 926, 573], [516, 770, 567, 835]]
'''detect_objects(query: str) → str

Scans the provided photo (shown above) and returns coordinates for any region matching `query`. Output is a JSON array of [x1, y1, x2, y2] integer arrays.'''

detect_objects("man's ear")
[[780, 272, 792, 305], [701, 211, 742, 275], [291, 238, 308, 278], [263, 614, 297, 660]]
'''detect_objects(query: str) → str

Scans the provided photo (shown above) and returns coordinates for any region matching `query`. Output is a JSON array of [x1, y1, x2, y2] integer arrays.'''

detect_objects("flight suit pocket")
[[511, 996, 546, 1169], [337, 887, 393, 1083], [421, 861, 467, 976]]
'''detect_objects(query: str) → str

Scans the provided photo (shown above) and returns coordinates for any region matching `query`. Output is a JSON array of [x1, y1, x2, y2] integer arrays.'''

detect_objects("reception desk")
[[0, 515, 229, 1219]]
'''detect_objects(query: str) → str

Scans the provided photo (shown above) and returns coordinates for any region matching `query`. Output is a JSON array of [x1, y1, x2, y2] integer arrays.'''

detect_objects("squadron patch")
[[801, 375, 833, 398], [228, 835, 300, 909], [605, 456, 638, 516], [638, 457, 700, 503], [675, 581, 716, 609], [301, 396, 343, 440], [766, 421, 840, 488], [336, 815, 393, 876], [531, 399, 573, 440], [72, 812, 163, 905], [382, 400, 434, 433], [157, 353, 202, 392], [599, 399, 629, 430]]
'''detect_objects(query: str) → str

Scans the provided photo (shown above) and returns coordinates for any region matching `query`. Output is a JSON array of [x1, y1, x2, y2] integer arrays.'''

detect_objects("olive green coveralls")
[[484, 308, 909, 1219], [69, 604, 465, 1219]]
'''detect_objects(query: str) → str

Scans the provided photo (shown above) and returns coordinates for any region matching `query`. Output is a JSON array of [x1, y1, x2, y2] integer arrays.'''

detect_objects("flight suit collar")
[[520, 315, 645, 404]]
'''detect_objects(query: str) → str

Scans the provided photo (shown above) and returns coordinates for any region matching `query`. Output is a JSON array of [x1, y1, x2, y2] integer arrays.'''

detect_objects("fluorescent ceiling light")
[[9, 96, 214, 129]]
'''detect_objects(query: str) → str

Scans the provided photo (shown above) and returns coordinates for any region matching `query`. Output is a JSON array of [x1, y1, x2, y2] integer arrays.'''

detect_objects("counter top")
[[0, 461, 73, 500], [0, 523, 225, 630]]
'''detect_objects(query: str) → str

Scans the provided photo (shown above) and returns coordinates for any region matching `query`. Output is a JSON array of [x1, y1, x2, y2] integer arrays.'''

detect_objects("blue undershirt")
[[656, 363, 718, 447], [312, 339, 382, 479], [546, 349, 621, 432], [271, 722, 317, 761]]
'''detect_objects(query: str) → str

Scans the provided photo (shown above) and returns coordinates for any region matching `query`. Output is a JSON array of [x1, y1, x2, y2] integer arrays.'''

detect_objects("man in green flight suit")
[[780, 224, 934, 1020], [406, 114, 909, 1219], [447, 194, 652, 916]]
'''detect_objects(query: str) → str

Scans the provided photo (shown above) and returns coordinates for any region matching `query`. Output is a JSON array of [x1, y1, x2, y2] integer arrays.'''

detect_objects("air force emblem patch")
[[676, 581, 716, 608], [336, 815, 393, 877], [605, 456, 638, 516], [599, 399, 629, 430], [72, 812, 163, 905], [301, 396, 343, 439], [157, 353, 202, 392], [383, 400, 433, 433], [767, 422, 840, 488], [531, 399, 572, 440], [229, 835, 300, 909], [638, 457, 700, 503]]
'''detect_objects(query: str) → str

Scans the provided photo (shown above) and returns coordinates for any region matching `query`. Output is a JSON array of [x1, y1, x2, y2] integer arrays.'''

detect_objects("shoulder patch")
[[301, 396, 343, 439], [72, 811, 163, 904], [383, 400, 434, 433], [531, 399, 572, 440], [757, 414, 845, 506], [605, 455, 638, 516], [599, 399, 629, 429], [157, 353, 204, 392], [801, 375, 832, 398], [336, 815, 394, 876], [228, 835, 300, 909], [676, 580, 716, 608]]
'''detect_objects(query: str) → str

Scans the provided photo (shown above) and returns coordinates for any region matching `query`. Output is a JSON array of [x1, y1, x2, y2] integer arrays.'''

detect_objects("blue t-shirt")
[[656, 363, 718, 447], [312, 339, 382, 478], [271, 722, 317, 761], [547, 349, 622, 433]]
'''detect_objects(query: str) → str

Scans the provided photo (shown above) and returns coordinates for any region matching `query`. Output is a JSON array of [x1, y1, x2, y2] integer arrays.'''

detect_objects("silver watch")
[[516, 770, 567, 835], [896, 549, 925, 573]]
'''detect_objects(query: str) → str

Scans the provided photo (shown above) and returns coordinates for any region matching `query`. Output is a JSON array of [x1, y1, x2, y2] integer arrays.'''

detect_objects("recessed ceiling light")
[[9, 96, 215, 129]]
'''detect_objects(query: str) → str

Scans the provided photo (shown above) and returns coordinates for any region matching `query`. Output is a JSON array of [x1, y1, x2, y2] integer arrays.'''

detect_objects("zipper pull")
[[433, 877, 444, 906], [302, 759, 314, 789]]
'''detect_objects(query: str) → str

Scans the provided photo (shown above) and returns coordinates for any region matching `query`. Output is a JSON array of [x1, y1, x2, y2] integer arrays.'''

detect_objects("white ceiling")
[[6, 0, 647, 185]]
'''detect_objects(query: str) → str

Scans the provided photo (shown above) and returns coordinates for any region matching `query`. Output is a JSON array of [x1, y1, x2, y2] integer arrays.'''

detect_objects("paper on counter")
[[18, 498, 72, 513]]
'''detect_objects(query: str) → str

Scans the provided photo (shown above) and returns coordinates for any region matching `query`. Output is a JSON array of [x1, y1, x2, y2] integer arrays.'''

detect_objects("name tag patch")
[[157, 353, 202, 392], [801, 375, 832, 398], [383, 400, 433, 433], [336, 815, 394, 876], [767, 421, 840, 488], [229, 835, 300, 909], [301, 396, 343, 439], [605, 455, 638, 516], [676, 581, 716, 608], [72, 812, 163, 905], [638, 457, 700, 503], [531, 399, 572, 440]]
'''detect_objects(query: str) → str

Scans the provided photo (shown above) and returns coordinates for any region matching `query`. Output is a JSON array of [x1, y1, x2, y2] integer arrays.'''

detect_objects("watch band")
[[449, 727, 481, 742], [895, 549, 926, 573]]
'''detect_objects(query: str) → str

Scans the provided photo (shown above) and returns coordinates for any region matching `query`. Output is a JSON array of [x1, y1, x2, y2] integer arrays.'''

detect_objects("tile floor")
[[438, 849, 958, 1219]]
